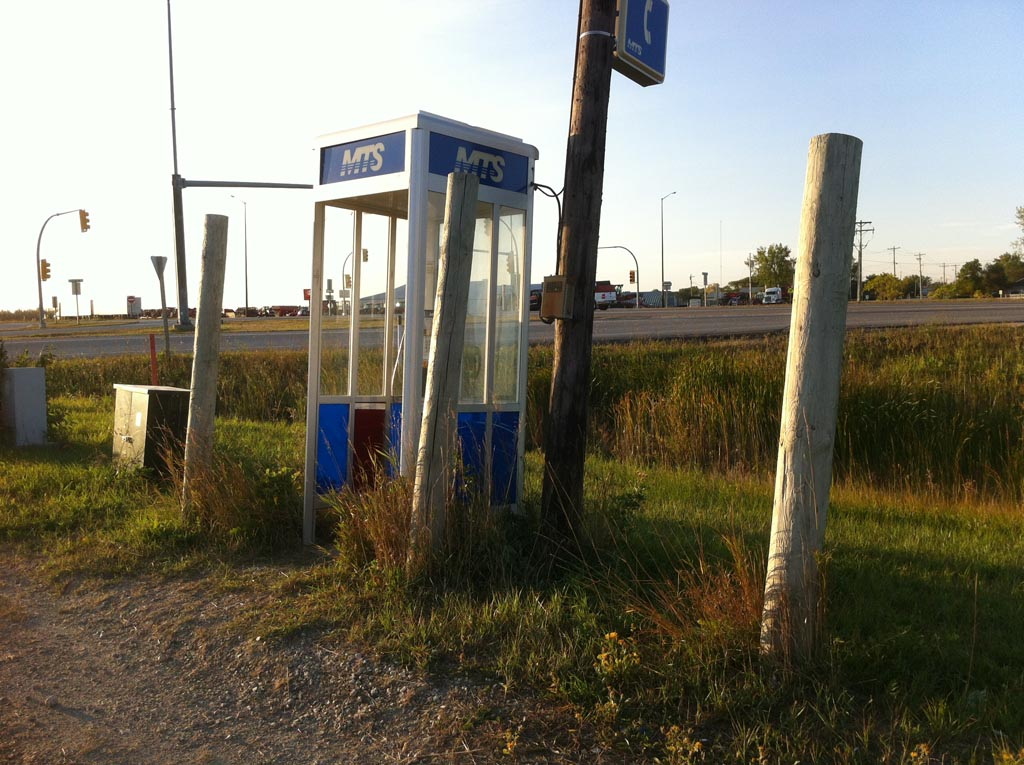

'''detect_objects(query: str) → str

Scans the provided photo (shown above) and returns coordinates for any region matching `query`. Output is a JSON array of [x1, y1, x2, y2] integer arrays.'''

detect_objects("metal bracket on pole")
[[179, 179, 313, 190]]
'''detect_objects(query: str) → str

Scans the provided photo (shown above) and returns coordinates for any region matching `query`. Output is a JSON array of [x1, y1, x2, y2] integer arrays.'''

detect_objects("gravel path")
[[0, 555, 628, 764]]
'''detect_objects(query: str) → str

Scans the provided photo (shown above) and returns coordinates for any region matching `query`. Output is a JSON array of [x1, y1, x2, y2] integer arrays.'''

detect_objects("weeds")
[[5, 328, 1024, 762]]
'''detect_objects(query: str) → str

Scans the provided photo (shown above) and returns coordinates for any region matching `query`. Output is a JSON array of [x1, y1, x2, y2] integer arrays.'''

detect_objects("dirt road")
[[0, 555, 620, 764]]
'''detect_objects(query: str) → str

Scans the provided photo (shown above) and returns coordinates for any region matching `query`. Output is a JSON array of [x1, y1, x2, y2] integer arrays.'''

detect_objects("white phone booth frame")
[[303, 113, 539, 544]]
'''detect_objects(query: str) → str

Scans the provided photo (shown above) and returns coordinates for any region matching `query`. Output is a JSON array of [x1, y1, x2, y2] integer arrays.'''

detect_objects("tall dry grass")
[[44, 324, 1024, 501]]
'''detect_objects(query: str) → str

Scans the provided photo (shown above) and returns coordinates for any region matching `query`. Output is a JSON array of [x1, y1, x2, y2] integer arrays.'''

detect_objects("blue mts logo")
[[428, 133, 529, 192], [454, 146, 505, 184], [339, 142, 385, 177], [320, 132, 405, 185]]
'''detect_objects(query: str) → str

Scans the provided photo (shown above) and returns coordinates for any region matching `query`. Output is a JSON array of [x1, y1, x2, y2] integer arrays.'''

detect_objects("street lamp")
[[660, 191, 676, 308], [597, 245, 641, 309], [35, 209, 87, 328], [230, 195, 249, 314]]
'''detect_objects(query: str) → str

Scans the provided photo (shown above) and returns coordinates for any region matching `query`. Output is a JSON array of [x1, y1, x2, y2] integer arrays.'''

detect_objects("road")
[[2, 301, 1022, 359]]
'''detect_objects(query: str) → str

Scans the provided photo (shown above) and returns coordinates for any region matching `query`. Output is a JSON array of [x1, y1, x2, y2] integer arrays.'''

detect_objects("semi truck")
[[594, 280, 618, 310]]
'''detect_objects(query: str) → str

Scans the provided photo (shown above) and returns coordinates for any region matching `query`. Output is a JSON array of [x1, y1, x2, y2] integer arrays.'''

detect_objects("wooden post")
[[761, 134, 863, 661], [541, 0, 616, 540], [182, 214, 229, 518], [149, 334, 159, 385], [409, 172, 480, 566]]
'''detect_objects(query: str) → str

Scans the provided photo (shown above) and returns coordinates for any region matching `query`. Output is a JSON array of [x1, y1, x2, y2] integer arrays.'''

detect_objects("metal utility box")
[[1, 367, 48, 446], [541, 275, 572, 320], [112, 384, 190, 472]]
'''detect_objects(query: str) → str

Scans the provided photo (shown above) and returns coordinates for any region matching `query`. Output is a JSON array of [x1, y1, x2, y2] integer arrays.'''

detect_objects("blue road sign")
[[613, 0, 669, 87]]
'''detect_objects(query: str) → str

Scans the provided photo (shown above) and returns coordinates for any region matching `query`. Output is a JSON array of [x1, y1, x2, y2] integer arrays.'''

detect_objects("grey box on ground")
[[112, 384, 190, 473], [2, 368, 48, 446]]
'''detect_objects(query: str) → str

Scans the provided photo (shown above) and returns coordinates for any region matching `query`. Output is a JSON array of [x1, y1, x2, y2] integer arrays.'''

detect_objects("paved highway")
[[2, 301, 1022, 359]]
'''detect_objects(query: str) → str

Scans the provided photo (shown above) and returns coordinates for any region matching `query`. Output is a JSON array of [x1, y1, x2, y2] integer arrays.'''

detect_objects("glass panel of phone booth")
[[389, 221, 408, 399], [355, 212, 392, 397], [459, 201, 493, 404], [319, 208, 353, 396], [494, 207, 525, 404]]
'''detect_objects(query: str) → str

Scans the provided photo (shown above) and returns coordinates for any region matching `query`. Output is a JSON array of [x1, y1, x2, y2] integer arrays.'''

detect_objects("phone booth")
[[303, 113, 539, 543]]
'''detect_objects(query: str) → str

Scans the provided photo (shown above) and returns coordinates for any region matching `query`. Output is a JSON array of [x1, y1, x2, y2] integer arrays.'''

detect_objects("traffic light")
[[506, 254, 515, 275], [40, 259, 51, 281], [79, 209, 91, 232], [361, 248, 368, 262], [345, 274, 352, 289], [629, 270, 636, 284]]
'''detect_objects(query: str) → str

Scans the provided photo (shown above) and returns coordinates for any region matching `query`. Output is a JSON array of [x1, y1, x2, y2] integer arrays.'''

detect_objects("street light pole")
[[34, 209, 81, 328], [597, 245, 640, 308], [230, 195, 248, 313], [660, 191, 676, 308], [166, 0, 192, 330]]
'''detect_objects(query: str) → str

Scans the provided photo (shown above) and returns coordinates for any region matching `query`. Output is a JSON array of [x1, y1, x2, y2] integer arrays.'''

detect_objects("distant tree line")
[[0, 308, 53, 322], [867, 207, 1024, 300], [717, 208, 1024, 302]]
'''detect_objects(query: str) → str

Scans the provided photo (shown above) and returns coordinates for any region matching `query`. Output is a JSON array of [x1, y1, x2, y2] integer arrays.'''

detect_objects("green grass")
[[3, 326, 1024, 763]]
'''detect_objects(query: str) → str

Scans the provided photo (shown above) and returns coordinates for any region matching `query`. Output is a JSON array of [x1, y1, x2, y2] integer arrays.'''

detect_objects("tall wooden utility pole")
[[541, 0, 616, 539], [853, 220, 873, 301]]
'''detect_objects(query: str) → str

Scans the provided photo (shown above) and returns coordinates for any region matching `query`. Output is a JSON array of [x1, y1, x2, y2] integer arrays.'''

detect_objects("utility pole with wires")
[[542, 0, 617, 541], [853, 220, 873, 301], [889, 245, 901, 276], [913, 252, 925, 299]]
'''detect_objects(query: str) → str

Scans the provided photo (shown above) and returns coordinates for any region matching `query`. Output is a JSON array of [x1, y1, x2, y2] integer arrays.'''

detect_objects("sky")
[[1, 0, 1021, 315]]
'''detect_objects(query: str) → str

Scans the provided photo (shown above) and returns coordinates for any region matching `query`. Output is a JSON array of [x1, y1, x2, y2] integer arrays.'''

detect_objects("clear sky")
[[2, 0, 1021, 315]]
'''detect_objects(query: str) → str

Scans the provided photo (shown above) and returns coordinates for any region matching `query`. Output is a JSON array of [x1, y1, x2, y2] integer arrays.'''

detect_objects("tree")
[[928, 282, 959, 299], [752, 244, 795, 288], [995, 252, 1024, 284], [984, 260, 1008, 294], [898, 275, 919, 298], [956, 259, 984, 296], [1014, 206, 1024, 255], [864, 273, 903, 300]]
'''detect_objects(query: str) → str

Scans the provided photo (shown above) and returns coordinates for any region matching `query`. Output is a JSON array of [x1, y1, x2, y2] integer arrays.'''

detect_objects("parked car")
[[529, 289, 542, 311]]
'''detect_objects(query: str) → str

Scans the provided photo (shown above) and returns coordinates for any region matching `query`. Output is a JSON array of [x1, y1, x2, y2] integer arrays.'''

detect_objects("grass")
[[2, 325, 1024, 762]]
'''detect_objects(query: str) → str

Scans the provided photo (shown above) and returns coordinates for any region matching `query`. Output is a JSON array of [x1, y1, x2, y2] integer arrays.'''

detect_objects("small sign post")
[[151, 256, 172, 356], [68, 279, 83, 325]]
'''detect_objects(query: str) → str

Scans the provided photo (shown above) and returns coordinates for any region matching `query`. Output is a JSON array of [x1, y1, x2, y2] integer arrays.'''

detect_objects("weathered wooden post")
[[542, 0, 616, 540], [761, 133, 862, 661], [182, 214, 229, 519], [409, 172, 479, 567]]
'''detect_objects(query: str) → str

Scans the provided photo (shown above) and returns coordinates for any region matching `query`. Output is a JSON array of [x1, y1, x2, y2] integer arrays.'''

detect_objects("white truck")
[[594, 281, 618, 310], [763, 287, 784, 305]]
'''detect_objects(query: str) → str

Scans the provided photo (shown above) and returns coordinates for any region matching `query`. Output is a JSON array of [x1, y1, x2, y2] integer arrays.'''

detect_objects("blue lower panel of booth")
[[457, 412, 487, 497], [320, 404, 518, 505], [316, 403, 350, 493], [492, 412, 519, 505], [388, 403, 403, 477]]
